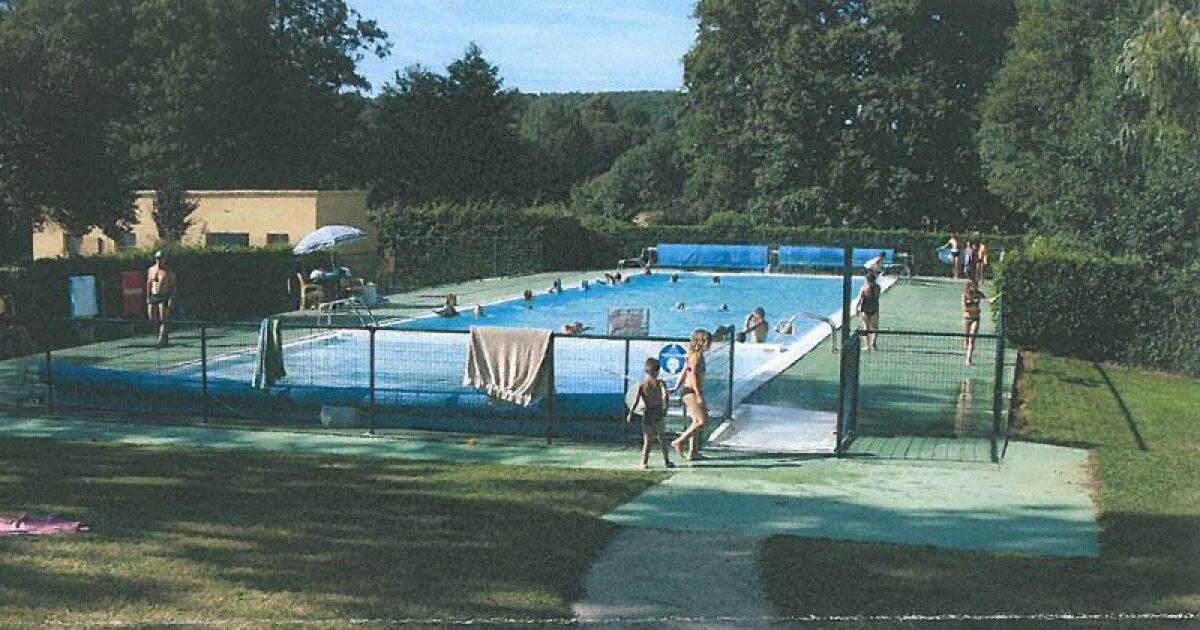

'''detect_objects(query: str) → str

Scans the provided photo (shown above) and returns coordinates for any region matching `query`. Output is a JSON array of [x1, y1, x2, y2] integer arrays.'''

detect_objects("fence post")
[[841, 245, 853, 347], [991, 301, 1006, 463], [848, 336, 860, 435], [368, 327, 377, 436], [623, 338, 631, 446], [546, 334, 556, 445], [549, 333, 556, 441], [44, 348, 55, 412], [725, 334, 735, 421], [200, 325, 209, 424], [835, 335, 846, 456]]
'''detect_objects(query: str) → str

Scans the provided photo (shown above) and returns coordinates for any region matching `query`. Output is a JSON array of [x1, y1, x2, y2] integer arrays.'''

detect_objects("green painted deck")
[[744, 277, 1015, 462]]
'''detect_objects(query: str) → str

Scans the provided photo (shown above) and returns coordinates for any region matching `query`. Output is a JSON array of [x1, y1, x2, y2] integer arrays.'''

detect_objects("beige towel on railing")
[[463, 326, 554, 406]]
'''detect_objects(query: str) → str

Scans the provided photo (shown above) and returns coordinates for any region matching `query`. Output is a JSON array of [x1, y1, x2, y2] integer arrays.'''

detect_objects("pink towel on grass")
[[0, 514, 89, 536]]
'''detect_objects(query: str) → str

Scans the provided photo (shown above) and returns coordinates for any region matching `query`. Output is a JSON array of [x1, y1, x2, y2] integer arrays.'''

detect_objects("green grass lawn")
[[0, 438, 659, 625], [761, 353, 1200, 623]]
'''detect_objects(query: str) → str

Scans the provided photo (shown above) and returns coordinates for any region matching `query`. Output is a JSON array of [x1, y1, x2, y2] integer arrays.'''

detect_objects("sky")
[[348, 0, 697, 94]]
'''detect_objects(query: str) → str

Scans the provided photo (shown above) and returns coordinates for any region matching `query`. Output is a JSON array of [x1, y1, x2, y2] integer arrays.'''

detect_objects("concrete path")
[[573, 529, 774, 628]]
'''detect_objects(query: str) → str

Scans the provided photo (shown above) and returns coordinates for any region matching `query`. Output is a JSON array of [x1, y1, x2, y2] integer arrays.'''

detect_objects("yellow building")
[[32, 190, 378, 267]]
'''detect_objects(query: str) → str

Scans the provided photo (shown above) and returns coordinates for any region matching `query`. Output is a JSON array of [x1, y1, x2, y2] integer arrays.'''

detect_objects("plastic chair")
[[296, 273, 325, 310]]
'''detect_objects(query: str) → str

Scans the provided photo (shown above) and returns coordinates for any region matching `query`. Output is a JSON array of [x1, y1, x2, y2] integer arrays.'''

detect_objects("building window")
[[96, 238, 106, 255], [266, 233, 290, 245], [117, 233, 137, 250], [205, 232, 250, 247], [63, 234, 81, 256]]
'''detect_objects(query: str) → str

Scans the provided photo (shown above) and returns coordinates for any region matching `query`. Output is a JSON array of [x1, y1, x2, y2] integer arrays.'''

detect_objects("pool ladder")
[[318, 297, 378, 327], [774, 311, 839, 352]]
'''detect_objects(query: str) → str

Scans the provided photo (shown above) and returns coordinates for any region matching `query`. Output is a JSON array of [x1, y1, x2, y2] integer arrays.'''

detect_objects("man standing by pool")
[[146, 251, 177, 348]]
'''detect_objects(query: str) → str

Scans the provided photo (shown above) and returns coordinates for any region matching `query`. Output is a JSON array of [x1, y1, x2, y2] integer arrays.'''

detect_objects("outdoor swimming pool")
[[51, 272, 870, 437]]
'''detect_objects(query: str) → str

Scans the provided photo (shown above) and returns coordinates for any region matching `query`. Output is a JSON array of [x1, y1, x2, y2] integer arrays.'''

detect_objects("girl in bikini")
[[962, 279, 986, 365], [671, 329, 712, 460]]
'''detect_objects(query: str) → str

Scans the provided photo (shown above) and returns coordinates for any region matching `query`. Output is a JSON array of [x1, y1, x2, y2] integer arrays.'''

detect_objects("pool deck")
[[738, 276, 1017, 461], [0, 271, 1098, 558]]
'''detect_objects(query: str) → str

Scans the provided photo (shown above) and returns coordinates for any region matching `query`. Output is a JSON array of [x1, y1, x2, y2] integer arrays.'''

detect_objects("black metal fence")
[[837, 327, 1010, 463], [0, 316, 736, 443]]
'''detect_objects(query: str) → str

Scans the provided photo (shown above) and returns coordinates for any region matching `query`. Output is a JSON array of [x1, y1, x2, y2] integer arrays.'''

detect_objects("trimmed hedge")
[[0, 246, 324, 323], [999, 237, 1199, 374], [373, 202, 599, 286], [373, 202, 1023, 284]]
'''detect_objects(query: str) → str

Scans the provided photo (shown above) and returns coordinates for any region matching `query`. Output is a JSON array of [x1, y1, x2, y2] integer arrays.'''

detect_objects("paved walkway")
[[573, 530, 773, 628]]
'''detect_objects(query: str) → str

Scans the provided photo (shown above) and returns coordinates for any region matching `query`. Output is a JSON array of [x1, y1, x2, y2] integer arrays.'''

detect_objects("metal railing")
[[1, 316, 736, 444], [837, 326, 1010, 463]]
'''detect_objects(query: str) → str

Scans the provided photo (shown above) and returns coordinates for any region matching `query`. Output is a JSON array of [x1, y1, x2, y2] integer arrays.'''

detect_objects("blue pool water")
[[392, 272, 863, 338]]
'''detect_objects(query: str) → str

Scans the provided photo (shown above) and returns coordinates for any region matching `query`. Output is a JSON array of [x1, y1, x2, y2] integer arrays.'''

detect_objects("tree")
[[0, 26, 133, 240], [520, 98, 596, 201], [978, 0, 1116, 233], [677, 0, 1016, 229], [572, 132, 684, 221], [1, 0, 388, 196], [978, 0, 1200, 265], [118, 0, 388, 188], [366, 44, 525, 207], [152, 180, 198, 244]]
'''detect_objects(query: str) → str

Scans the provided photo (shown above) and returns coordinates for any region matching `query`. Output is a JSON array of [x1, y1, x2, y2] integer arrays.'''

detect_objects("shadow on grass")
[[0, 438, 657, 623], [1094, 363, 1148, 452], [761, 508, 1200, 617]]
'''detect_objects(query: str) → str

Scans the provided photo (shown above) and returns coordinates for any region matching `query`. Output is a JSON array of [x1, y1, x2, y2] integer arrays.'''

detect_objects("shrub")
[[372, 201, 1022, 284], [0, 246, 324, 341], [998, 236, 1198, 374]]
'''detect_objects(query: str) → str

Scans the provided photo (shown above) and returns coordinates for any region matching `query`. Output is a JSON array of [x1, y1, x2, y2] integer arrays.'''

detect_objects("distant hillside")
[[517, 90, 676, 130]]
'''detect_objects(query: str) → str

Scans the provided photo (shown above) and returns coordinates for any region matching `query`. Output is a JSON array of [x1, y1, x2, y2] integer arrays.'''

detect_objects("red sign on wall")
[[121, 270, 146, 316]]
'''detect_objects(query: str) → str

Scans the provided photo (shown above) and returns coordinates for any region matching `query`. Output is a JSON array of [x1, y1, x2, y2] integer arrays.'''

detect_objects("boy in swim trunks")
[[626, 357, 675, 469]]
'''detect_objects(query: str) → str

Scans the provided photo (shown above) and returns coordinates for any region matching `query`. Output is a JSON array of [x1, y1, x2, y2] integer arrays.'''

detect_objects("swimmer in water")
[[472, 304, 483, 317], [581, 280, 590, 291], [560, 321, 585, 334], [719, 303, 730, 312], [675, 302, 686, 311], [712, 276, 721, 284], [670, 274, 679, 283], [523, 290, 534, 309]]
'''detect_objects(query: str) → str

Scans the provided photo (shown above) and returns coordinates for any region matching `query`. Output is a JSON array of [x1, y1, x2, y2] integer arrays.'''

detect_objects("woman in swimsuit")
[[671, 329, 712, 460], [855, 273, 881, 350], [962, 279, 985, 365]]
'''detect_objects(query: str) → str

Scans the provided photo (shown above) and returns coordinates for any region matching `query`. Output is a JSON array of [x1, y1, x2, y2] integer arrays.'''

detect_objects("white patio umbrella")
[[293, 225, 368, 267]]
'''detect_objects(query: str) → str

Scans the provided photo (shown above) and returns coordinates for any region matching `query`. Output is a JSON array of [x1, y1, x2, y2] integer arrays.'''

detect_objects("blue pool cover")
[[656, 243, 769, 270]]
